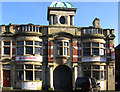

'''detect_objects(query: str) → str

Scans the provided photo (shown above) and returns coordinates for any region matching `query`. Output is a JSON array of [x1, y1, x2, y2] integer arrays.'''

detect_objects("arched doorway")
[[53, 65, 73, 91]]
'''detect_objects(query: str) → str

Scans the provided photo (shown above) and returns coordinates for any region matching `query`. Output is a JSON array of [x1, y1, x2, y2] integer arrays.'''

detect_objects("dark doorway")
[[3, 70, 11, 87], [53, 65, 73, 91]]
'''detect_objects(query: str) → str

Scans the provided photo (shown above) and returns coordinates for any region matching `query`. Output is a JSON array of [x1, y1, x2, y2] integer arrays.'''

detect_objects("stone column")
[[71, 16, 74, 26], [0, 61, 2, 91], [56, 15, 58, 24], [51, 15, 53, 25], [54, 15, 57, 25], [50, 66, 53, 88], [67, 16, 70, 26], [74, 66, 77, 81], [79, 62, 84, 77], [22, 26, 24, 31], [42, 62, 46, 89]]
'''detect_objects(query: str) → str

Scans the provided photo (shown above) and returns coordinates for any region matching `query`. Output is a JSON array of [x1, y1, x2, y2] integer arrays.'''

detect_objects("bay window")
[[17, 41, 42, 55], [26, 47, 33, 54], [100, 43, 105, 56], [57, 41, 69, 56], [17, 64, 42, 81], [83, 48, 90, 56], [84, 65, 106, 80], [83, 42, 105, 56], [26, 71, 33, 80], [92, 48, 99, 56], [35, 71, 42, 80]]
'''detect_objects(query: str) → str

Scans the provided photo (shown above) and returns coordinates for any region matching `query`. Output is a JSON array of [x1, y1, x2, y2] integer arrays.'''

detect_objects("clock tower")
[[47, 1, 77, 26]]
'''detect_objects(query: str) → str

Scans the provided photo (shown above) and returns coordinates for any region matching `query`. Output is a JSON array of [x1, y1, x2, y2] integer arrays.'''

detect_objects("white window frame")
[[57, 40, 69, 56]]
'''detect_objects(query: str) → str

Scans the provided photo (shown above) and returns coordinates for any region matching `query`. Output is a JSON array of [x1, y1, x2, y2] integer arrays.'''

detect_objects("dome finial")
[[50, 1, 74, 8]]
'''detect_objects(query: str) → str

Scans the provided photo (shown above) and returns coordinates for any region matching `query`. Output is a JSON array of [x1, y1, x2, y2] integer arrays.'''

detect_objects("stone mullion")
[[33, 41, 35, 55], [33, 65, 35, 81], [24, 41, 25, 55]]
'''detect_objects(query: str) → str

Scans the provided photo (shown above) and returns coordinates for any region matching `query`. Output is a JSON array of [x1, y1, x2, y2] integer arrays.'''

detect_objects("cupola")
[[47, 1, 77, 26]]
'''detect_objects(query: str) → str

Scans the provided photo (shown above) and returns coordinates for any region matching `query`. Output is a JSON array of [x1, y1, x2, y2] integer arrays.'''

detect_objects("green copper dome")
[[50, 1, 74, 8]]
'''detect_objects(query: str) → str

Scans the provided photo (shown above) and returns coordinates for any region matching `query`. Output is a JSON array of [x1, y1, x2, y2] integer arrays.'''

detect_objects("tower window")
[[60, 16, 65, 24]]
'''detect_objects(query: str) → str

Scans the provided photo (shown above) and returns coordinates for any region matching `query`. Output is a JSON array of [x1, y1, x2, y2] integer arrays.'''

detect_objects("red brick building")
[[0, 1, 115, 91], [115, 44, 120, 90]]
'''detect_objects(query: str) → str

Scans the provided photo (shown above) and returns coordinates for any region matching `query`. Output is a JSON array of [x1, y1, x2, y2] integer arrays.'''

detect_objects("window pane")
[[17, 71, 24, 80], [92, 43, 99, 47], [100, 66, 105, 70], [64, 42, 68, 46], [58, 42, 62, 46], [100, 43, 105, 48], [35, 42, 42, 46], [26, 47, 33, 54], [83, 29, 85, 34], [101, 71, 106, 80], [27, 26, 29, 31], [93, 65, 99, 69], [99, 29, 102, 34], [17, 65, 24, 69], [64, 47, 68, 55], [26, 71, 33, 80], [24, 26, 26, 31], [26, 65, 33, 69], [93, 29, 97, 34], [4, 47, 10, 55], [92, 48, 99, 56], [67, 48, 69, 55], [58, 47, 63, 55], [93, 71, 99, 80], [4, 41, 10, 45], [83, 48, 90, 56], [35, 65, 42, 69], [26, 41, 33, 45], [36, 27, 39, 32], [83, 43, 90, 47], [84, 65, 91, 70], [33, 26, 35, 31], [22, 26, 25, 31], [100, 49, 104, 56], [86, 29, 89, 34], [89, 29, 92, 34], [100, 43, 104, 48], [30, 26, 32, 31], [35, 71, 42, 80], [17, 47, 24, 55], [35, 47, 42, 55], [17, 41, 24, 46]]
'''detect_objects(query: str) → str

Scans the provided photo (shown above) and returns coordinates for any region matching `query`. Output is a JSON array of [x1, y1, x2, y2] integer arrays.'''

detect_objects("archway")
[[53, 65, 73, 91]]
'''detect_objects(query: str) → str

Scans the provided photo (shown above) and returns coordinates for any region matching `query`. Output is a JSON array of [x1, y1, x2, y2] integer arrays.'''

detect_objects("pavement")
[[2, 89, 120, 92], [1, 87, 120, 92]]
